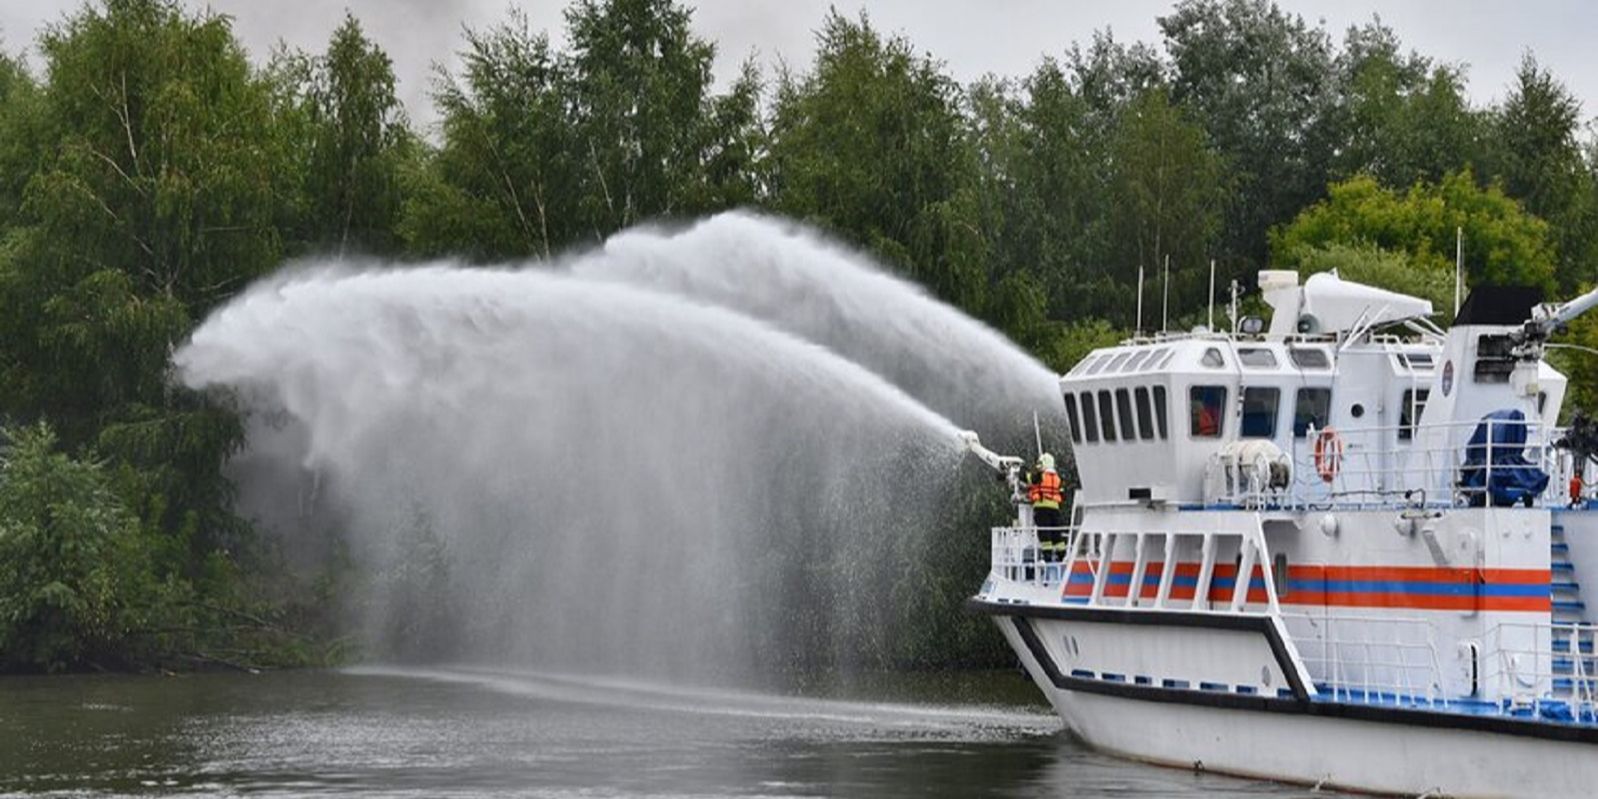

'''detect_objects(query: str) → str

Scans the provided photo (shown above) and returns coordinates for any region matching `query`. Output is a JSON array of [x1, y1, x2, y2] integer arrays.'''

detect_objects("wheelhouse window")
[[1152, 386, 1169, 439], [1116, 388, 1137, 439], [1238, 348, 1278, 369], [1151, 348, 1174, 369], [1069, 355, 1097, 376], [1398, 389, 1430, 441], [1105, 352, 1131, 372], [1201, 348, 1226, 368], [1098, 390, 1118, 441], [1134, 387, 1155, 440], [1290, 348, 1330, 370], [1293, 388, 1332, 437], [1063, 392, 1082, 444], [1189, 386, 1226, 438], [1079, 391, 1099, 443], [1124, 350, 1151, 372], [1241, 387, 1280, 438]]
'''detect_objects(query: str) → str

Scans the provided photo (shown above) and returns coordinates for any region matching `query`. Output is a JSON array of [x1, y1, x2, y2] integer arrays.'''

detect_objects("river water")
[[0, 667, 1323, 797]]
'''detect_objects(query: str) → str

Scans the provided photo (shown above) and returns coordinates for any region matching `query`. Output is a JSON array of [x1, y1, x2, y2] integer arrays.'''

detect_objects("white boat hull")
[[997, 616, 1598, 798]]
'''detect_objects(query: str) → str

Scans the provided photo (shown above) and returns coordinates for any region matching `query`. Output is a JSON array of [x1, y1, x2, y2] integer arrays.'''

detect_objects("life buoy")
[[1313, 427, 1343, 483]]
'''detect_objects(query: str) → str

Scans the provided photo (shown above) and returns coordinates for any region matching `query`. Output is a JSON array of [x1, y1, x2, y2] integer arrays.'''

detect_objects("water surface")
[[0, 667, 1325, 797]]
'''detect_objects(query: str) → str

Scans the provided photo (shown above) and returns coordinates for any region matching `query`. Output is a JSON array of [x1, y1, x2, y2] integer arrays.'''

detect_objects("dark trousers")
[[1034, 506, 1062, 560]]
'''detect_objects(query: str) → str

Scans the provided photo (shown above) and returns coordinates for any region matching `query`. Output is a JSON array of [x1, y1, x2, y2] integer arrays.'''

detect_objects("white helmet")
[[1040, 453, 1056, 471]]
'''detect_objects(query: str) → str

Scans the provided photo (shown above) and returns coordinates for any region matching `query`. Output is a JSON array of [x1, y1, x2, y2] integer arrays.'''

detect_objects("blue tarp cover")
[[1459, 409, 1550, 507]]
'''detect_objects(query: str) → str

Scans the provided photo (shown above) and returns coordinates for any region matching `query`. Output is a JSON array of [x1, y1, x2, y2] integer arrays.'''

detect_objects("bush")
[[0, 422, 177, 671]]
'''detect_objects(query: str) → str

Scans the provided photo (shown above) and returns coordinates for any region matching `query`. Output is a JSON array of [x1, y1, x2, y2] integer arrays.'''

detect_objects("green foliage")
[[0, 423, 174, 671], [1106, 88, 1225, 318], [1333, 21, 1483, 188], [273, 14, 414, 255], [1489, 55, 1597, 290], [1271, 172, 1558, 292], [769, 11, 986, 311], [1160, 0, 1339, 270], [403, 0, 761, 259]]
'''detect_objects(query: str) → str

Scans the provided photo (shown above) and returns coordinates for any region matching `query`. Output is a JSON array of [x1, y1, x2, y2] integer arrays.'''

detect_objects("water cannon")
[[1515, 283, 1598, 358], [958, 430, 1026, 502]]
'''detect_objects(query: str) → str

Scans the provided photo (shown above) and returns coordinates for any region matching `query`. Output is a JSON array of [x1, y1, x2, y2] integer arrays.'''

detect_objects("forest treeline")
[[3, 0, 1598, 672]]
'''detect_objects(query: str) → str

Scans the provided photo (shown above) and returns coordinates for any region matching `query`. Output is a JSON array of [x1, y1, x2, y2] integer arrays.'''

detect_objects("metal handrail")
[[1281, 612, 1450, 709], [1209, 417, 1563, 512]]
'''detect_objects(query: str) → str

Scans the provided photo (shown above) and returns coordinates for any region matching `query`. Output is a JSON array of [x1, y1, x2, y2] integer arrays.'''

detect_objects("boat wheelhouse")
[[963, 269, 1598, 798]]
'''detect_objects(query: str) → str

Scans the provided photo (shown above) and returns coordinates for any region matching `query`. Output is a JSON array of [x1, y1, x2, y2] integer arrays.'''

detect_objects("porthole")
[[1351, 403, 1365, 419], [1261, 665, 1272, 687]]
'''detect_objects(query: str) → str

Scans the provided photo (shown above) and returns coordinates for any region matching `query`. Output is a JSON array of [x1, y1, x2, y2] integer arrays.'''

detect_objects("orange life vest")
[[1029, 470, 1063, 510]]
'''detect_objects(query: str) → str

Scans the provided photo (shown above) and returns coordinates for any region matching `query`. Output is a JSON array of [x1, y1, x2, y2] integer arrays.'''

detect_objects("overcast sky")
[[4, 1, 1597, 132]]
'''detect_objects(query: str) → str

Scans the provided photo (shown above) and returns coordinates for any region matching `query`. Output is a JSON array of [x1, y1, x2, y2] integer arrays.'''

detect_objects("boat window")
[[1116, 388, 1136, 439], [1189, 386, 1226, 438], [1063, 392, 1082, 444], [1079, 392, 1099, 443], [1152, 348, 1174, 369], [1098, 390, 1118, 442], [1398, 389, 1430, 441], [1124, 350, 1151, 372], [1134, 387, 1155, 440], [1201, 348, 1226, 368], [1241, 387, 1280, 438], [1105, 352, 1131, 372], [1273, 553, 1289, 599], [1540, 391, 1549, 415], [1293, 388, 1332, 438], [1087, 355, 1110, 375], [1069, 355, 1097, 376], [1153, 386, 1169, 439], [1398, 351, 1435, 371], [1289, 348, 1330, 369], [1238, 348, 1277, 369], [1474, 334, 1514, 384]]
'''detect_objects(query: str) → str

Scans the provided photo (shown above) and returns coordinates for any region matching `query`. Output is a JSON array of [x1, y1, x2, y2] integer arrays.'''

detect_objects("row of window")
[[1065, 385, 1341, 444], [1063, 386, 1170, 444]]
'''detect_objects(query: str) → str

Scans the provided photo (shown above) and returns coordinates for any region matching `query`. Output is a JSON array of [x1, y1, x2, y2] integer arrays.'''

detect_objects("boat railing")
[[1483, 621, 1598, 720], [1211, 417, 1565, 512], [989, 524, 1083, 585], [1281, 612, 1451, 709]]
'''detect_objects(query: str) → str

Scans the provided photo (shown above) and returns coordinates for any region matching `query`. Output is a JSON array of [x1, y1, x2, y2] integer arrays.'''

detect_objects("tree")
[[1488, 54, 1594, 291], [0, 423, 175, 672], [1333, 20, 1483, 187], [768, 11, 986, 311], [1160, 0, 1340, 274], [1105, 87, 1224, 325], [1270, 172, 1557, 300], [402, 0, 761, 259], [278, 13, 412, 255], [0, 0, 279, 556]]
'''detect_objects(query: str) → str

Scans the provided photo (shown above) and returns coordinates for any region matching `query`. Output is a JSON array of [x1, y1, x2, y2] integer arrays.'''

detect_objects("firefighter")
[[1028, 453, 1064, 560]]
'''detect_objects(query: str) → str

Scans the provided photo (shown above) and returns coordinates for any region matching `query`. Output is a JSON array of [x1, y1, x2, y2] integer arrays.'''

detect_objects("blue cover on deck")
[[1459, 409, 1549, 507]]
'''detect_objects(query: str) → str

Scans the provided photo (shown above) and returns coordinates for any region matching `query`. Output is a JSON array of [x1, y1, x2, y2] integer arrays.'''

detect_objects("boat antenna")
[[1136, 264, 1145, 336], [1229, 279, 1241, 334], [1208, 258, 1216, 331], [1162, 253, 1171, 332], [1454, 225, 1464, 316]]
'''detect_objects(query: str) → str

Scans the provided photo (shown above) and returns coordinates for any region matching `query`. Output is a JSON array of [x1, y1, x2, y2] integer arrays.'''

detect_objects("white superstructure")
[[967, 271, 1598, 798]]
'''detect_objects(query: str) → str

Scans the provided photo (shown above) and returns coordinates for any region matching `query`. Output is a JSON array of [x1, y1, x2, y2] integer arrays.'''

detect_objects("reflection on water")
[[0, 668, 1325, 797]]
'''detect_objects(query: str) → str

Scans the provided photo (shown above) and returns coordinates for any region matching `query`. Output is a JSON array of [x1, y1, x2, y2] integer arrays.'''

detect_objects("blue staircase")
[[1550, 523, 1593, 694]]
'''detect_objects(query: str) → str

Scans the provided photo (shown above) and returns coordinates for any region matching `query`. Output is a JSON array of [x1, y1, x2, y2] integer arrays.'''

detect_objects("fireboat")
[[960, 270, 1598, 797]]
